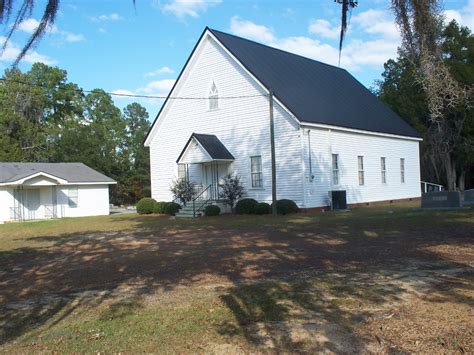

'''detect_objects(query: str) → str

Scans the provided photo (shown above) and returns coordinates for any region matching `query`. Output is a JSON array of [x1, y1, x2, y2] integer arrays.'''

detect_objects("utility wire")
[[0, 77, 268, 100]]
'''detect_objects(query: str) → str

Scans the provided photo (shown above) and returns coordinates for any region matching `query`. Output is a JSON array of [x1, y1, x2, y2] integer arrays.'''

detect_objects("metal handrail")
[[10, 207, 21, 221], [421, 181, 444, 193], [192, 184, 212, 217]]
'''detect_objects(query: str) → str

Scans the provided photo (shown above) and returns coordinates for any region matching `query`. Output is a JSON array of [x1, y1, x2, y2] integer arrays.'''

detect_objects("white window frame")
[[381, 157, 387, 184], [332, 154, 339, 185], [208, 81, 219, 111], [400, 158, 405, 183], [250, 155, 263, 188], [68, 187, 78, 208], [358, 156, 365, 186]]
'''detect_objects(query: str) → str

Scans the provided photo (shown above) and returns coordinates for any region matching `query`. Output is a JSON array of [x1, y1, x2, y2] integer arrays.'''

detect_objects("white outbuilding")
[[0, 162, 116, 223]]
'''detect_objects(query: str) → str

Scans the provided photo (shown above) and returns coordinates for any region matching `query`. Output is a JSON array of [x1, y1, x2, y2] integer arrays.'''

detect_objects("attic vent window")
[[208, 82, 219, 110]]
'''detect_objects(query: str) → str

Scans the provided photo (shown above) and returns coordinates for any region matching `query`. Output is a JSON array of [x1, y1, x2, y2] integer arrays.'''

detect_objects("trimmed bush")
[[136, 197, 157, 214], [274, 199, 299, 215], [163, 202, 181, 216], [205, 205, 221, 216], [235, 198, 258, 214], [153, 201, 168, 214], [255, 202, 271, 215]]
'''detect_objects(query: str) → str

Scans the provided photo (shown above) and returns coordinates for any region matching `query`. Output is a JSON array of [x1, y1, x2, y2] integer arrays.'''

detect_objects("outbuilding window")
[[381, 157, 386, 184], [332, 154, 339, 185], [68, 187, 78, 208], [250, 156, 263, 188], [358, 156, 365, 186], [208, 82, 219, 110], [400, 158, 405, 183]]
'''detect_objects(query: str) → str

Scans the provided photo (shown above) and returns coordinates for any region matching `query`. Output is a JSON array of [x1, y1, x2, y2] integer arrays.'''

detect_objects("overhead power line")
[[0, 77, 268, 100]]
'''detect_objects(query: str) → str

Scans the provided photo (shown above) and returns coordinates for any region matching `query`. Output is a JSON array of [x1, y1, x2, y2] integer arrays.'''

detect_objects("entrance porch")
[[10, 185, 64, 221], [176, 133, 235, 216]]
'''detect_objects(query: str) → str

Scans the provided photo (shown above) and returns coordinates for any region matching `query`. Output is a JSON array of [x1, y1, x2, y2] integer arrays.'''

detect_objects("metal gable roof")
[[176, 133, 235, 163], [0, 162, 116, 184], [209, 29, 421, 138]]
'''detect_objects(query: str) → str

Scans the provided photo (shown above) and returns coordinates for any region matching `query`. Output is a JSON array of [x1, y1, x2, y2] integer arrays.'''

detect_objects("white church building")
[[144, 28, 422, 209]]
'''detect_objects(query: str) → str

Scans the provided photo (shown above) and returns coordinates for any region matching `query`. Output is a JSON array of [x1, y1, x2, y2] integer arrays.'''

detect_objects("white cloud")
[[161, 0, 222, 19], [17, 18, 43, 33], [352, 9, 400, 39], [230, 16, 275, 42], [112, 79, 176, 102], [444, 0, 474, 30], [98, 27, 107, 34], [63, 33, 85, 42], [308, 19, 339, 40], [0, 36, 56, 64], [16, 18, 85, 43], [90, 13, 123, 22], [228, 16, 402, 70], [145, 66, 174, 77], [137, 79, 176, 96]]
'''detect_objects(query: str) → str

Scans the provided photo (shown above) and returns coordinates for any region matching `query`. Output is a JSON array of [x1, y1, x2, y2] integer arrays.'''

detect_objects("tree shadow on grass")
[[0, 209, 473, 350]]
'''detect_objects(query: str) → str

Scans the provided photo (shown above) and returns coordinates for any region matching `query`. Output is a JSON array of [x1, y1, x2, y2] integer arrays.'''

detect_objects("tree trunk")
[[429, 154, 441, 184], [458, 169, 466, 192], [443, 153, 457, 191]]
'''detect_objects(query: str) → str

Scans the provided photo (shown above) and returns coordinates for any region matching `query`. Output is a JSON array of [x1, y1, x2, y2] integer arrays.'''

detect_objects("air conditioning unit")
[[329, 190, 347, 210]]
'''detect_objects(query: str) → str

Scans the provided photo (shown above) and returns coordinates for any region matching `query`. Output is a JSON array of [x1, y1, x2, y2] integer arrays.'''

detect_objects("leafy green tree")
[[0, 68, 48, 161], [0, 62, 151, 205], [122, 103, 151, 201], [377, 21, 474, 189]]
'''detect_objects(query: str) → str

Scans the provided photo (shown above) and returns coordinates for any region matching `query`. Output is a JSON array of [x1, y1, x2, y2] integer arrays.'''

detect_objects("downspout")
[[307, 129, 314, 182], [269, 91, 277, 215]]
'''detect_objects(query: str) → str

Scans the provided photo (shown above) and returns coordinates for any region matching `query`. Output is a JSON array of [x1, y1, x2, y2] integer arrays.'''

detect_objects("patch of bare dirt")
[[358, 272, 474, 353]]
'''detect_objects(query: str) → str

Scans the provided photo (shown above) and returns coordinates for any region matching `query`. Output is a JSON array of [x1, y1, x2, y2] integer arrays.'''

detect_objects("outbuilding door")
[[25, 189, 41, 220]]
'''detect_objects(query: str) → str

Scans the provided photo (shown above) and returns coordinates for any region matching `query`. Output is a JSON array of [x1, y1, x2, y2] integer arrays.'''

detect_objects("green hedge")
[[205, 205, 221, 216], [153, 201, 168, 214], [136, 198, 157, 214], [255, 202, 271, 215], [163, 202, 181, 216], [235, 198, 258, 214], [274, 199, 299, 215]]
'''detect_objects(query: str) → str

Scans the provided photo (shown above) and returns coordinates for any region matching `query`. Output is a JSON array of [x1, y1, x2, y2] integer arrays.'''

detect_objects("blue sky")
[[1, 0, 472, 119]]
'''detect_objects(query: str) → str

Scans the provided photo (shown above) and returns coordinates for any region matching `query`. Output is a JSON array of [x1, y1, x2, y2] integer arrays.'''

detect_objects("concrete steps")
[[175, 201, 211, 218]]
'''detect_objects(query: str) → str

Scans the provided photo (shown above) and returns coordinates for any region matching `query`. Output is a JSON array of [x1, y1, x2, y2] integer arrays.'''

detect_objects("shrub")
[[274, 199, 299, 215], [170, 179, 195, 205], [153, 201, 168, 214], [255, 202, 271, 215], [219, 174, 244, 212], [235, 198, 258, 214], [205, 205, 221, 216], [136, 197, 157, 214], [163, 202, 181, 216]]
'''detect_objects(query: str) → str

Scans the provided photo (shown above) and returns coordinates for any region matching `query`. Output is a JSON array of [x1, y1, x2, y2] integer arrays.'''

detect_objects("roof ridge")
[[208, 28, 347, 73]]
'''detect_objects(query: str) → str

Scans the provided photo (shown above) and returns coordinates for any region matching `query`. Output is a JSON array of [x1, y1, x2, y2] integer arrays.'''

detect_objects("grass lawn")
[[0, 201, 473, 352]]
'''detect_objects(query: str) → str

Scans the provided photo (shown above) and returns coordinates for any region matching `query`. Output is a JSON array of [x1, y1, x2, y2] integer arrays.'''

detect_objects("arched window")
[[208, 82, 219, 110]]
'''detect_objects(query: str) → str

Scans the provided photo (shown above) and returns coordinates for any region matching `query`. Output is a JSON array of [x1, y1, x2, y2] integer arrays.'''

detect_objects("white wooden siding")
[[58, 185, 110, 218], [0, 188, 13, 223], [148, 35, 305, 205], [148, 32, 421, 208], [301, 127, 421, 207]]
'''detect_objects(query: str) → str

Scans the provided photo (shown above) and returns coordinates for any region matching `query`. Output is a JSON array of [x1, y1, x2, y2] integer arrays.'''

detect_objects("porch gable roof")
[[176, 133, 234, 164]]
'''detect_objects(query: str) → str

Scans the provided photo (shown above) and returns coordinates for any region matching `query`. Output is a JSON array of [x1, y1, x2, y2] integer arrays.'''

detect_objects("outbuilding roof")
[[0, 162, 116, 184], [208, 29, 420, 138]]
